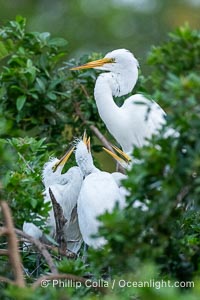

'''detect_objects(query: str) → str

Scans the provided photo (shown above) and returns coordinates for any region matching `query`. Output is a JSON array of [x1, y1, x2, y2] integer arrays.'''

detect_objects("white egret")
[[42, 147, 76, 188], [75, 134, 126, 249], [75, 134, 99, 176], [71, 49, 166, 155], [23, 148, 74, 239], [23, 147, 83, 254], [103, 144, 149, 211], [43, 147, 83, 254]]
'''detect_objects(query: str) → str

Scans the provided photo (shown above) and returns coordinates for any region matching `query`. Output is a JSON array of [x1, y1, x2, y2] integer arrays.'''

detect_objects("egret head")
[[71, 49, 139, 72], [51, 146, 75, 173], [71, 49, 139, 96], [103, 49, 139, 73], [42, 147, 74, 187], [75, 132, 95, 176]]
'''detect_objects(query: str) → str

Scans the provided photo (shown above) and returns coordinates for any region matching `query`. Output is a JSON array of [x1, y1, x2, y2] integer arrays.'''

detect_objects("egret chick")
[[75, 134, 125, 249], [43, 147, 83, 254], [23, 147, 83, 254]]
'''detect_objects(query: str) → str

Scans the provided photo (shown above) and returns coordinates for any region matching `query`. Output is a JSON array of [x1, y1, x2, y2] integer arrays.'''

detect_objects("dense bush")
[[0, 18, 200, 300], [0, 16, 113, 145]]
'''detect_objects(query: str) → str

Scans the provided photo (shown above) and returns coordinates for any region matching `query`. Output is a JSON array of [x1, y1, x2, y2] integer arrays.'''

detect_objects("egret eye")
[[52, 163, 59, 172], [110, 58, 115, 63]]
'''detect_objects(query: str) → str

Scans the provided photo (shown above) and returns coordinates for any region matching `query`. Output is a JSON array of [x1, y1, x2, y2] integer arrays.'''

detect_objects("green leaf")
[[16, 95, 26, 111], [47, 92, 57, 100], [0, 41, 9, 59], [36, 77, 46, 93], [48, 37, 68, 47]]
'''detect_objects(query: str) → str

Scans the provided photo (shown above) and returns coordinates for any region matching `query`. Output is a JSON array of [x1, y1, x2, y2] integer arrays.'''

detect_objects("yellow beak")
[[70, 57, 114, 71], [52, 146, 75, 172], [87, 136, 91, 152], [83, 131, 91, 152], [103, 145, 131, 164], [83, 130, 87, 145]]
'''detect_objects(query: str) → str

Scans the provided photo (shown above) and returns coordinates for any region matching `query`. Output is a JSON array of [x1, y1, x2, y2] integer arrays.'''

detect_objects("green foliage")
[[0, 16, 112, 153], [0, 16, 69, 142], [1, 18, 200, 300], [2, 137, 52, 227], [148, 24, 200, 86]]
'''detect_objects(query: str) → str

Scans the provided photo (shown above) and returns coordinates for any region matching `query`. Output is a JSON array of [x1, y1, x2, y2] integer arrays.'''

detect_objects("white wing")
[[114, 94, 166, 153], [77, 171, 125, 248]]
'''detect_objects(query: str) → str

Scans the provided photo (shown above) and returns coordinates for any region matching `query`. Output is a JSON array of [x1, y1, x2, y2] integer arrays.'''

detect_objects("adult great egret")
[[71, 49, 166, 155], [75, 134, 126, 249]]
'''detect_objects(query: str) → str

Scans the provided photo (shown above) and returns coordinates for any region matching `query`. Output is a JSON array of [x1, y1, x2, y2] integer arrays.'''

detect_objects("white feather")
[[92, 49, 167, 154], [75, 140, 125, 249], [44, 166, 83, 253]]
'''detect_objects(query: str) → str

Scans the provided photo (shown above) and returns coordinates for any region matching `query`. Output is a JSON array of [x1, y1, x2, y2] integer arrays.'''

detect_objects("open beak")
[[52, 146, 75, 172], [83, 131, 91, 152], [103, 145, 131, 165], [70, 57, 114, 71], [87, 136, 91, 152]]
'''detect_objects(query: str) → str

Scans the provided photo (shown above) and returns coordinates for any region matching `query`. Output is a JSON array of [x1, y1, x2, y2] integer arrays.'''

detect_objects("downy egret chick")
[[75, 134, 125, 249], [42, 147, 75, 188], [23, 147, 83, 254], [75, 133, 99, 176], [44, 147, 83, 254]]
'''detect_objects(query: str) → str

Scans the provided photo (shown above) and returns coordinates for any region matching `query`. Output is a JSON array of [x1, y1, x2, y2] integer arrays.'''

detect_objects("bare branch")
[[41, 243, 77, 259], [17, 152, 35, 173], [19, 238, 76, 259], [0, 275, 15, 285], [74, 101, 114, 152], [0, 226, 8, 236], [15, 229, 58, 274], [90, 124, 115, 152], [0, 201, 25, 287], [73, 101, 126, 174], [79, 83, 90, 99], [0, 249, 8, 255]]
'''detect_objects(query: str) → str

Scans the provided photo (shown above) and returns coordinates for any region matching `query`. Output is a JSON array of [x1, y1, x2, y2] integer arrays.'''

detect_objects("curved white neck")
[[94, 74, 122, 130]]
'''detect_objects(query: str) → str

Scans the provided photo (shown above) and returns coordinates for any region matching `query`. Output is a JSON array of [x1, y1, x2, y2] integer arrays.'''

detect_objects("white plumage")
[[44, 165, 83, 254], [71, 49, 166, 155], [42, 153, 83, 254], [22, 222, 43, 250], [23, 150, 83, 254], [75, 139, 125, 249]]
